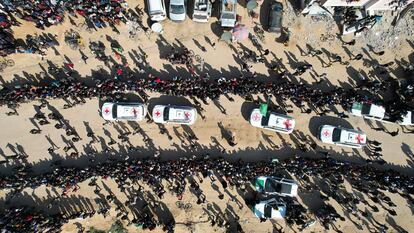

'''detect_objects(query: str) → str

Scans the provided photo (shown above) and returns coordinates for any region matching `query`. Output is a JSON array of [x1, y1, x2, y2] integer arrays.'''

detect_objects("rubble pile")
[[361, 11, 414, 49], [283, 0, 300, 28]]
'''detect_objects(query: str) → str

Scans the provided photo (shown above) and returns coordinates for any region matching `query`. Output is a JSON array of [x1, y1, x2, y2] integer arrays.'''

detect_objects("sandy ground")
[[0, 0, 413, 232]]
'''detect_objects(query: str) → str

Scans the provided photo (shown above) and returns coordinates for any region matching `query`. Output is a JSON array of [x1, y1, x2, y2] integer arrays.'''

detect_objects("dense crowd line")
[[0, 155, 412, 232], [0, 72, 411, 123]]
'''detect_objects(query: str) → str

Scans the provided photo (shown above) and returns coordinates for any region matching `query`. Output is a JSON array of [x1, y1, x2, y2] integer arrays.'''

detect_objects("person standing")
[[211, 42, 216, 50], [351, 53, 363, 61], [81, 53, 88, 64], [388, 128, 399, 137]]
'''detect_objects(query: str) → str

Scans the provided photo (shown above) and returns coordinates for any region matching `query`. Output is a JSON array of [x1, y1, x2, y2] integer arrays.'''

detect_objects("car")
[[220, 0, 237, 28], [101, 102, 147, 121], [350, 102, 386, 120], [398, 111, 413, 126], [255, 176, 298, 197], [147, 0, 167, 21], [169, 0, 186, 22], [318, 125, 367, 148], [253, 198, 286, 219], [192, 0, 212, 23], [249, 108, 295, 134], [152, 105, 197, 125], [268, 1, 283, 36]]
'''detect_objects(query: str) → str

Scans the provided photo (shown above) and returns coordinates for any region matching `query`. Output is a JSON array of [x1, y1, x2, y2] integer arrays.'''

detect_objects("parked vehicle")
[[169, 0, 186, 22], [147, 0, 167, 21], [255, 176, 298, 197], [268, 1, 283, 36], [192, 0, 212, 23], [253, 198, 286, 219], [220, 0, 237, 28]]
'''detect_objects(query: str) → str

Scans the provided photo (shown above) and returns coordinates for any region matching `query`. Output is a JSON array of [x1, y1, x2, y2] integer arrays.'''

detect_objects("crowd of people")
[[0, 68, 411, 124], [0, 0, 129, 56], [0, 155, 412, 232], [0, 0, 127, 29], [0, 1, 413, 232]]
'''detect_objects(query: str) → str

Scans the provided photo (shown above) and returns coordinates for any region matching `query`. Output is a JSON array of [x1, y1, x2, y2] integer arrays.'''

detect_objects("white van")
[[147, 0, 167, 21]]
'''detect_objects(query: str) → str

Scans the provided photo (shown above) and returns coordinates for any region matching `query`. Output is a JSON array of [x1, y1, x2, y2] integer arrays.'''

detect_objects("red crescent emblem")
[[104, 108, 110, 115], [252, 113, 261, 121], [323, 130, 330, 137], [132, 108, 138, 116], [154, 110, 161, 117]]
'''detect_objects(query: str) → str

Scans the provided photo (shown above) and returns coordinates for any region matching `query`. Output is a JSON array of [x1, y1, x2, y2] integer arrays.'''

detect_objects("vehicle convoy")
[[192, 0, 212, 23], [249, 108, 295, 134], [102, 102, 147, 121], [152, 105, 197, 125], [169, 0, 187, 22], [220, 0, 237, 27], [318, 125, 367, 148], [255, 176, 298, 197], [253, 198, 287, 219]]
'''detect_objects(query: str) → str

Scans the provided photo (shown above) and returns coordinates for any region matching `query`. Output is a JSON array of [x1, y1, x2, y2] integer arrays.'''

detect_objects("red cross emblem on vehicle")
[[284, 119, 292, 129], [104, 108, 110, 114], [184, 111, 191, 118], [323, 130, 330, 137], [154, 110, 161, 117], [356, 134, 365, 143], [132, 108, 138, 116], [252, 113, 261, 121]]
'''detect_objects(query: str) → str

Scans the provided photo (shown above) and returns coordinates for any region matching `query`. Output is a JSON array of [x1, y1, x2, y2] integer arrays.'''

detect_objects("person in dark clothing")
[[388, 128, 399, 137], [81, 53, 88, 64], [352, 54, 363, 60], [342, 39, 355, 46]]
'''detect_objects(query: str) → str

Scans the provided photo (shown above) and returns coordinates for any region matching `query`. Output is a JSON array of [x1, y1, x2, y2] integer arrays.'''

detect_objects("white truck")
[[220, 0, 237, 28], [192, 0, 212, 23]]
